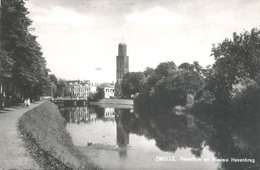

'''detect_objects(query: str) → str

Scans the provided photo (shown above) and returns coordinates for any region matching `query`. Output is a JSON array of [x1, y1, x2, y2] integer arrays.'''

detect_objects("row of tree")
[[48, 74, 72, 98], [121, 28, 260, 116], [121, 61, 204, 108], [194, 28, 260, 116], [0, 0, 51, 105]]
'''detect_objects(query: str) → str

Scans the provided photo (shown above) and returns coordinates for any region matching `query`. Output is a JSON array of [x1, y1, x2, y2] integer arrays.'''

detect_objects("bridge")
[[52, 98, 88, 107]]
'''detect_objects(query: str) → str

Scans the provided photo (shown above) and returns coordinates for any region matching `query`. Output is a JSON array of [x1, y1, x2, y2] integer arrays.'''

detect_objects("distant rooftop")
[[99, 83, 115, 88]]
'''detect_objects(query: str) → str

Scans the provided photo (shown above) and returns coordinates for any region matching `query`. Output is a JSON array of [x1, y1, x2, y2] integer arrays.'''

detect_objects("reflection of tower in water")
[[115, 109, 129, 147], [115, 109, 129, 159]]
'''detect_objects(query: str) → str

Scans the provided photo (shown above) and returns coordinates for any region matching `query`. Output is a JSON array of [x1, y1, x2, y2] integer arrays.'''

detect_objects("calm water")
[[59, 106, 259, 170]]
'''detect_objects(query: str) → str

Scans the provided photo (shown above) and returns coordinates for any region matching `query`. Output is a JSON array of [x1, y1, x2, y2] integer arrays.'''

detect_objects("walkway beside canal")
[[0, 101, 44, 169]]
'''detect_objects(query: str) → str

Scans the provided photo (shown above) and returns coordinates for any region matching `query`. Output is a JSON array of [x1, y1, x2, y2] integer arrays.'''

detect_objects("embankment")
[[18, 100, 100, 169], [90, 99, 133, 108]]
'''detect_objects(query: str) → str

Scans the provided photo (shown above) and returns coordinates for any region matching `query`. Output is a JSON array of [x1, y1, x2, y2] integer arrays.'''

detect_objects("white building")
[[98, 83, 115, 99], [104, 87, 115, 99], [104, 108, 115, 118], [67, 80, 97, 99]]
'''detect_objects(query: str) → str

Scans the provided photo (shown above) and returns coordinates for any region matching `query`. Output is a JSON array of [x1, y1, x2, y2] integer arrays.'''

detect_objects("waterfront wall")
[[90, 99, 133, 105]]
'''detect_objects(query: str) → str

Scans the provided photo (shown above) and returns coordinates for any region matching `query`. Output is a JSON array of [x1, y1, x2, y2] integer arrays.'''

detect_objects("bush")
[[230, 83, 260, 116]]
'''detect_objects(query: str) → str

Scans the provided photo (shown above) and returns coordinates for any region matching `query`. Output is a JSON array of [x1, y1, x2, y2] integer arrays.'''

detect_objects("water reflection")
[[59, 106, 259, 170], [59, 107, 97, 123], [193, 110, 259, 170], [115, 109, 130, 160], [115, 109, 130, 148]]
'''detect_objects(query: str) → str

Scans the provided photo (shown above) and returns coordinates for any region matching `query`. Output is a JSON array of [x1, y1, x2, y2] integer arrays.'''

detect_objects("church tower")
[[116, 43, 129, 82]]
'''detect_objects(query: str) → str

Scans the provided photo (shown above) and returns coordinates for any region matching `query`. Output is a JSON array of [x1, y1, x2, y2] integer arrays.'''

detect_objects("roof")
[[98, 83, 115, 88]]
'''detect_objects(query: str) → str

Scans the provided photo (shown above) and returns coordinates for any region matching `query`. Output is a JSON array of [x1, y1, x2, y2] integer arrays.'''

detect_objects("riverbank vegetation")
[[119, 28, 260, 169], [18, 101, 100, 169], [121, 28, 259, 118]]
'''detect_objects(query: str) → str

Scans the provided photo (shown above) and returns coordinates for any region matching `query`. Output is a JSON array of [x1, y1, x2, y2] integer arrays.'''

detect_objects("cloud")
[[127, 7, 182, 26], [33, 7, 94, 27], [24, 0, 260, 82]]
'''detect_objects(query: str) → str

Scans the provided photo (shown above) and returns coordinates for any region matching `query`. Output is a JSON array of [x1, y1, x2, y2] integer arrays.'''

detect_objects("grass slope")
[[19, 100, 100, 169]]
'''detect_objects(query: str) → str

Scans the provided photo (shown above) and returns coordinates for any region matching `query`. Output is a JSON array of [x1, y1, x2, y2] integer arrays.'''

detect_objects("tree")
[[193, 28, 260, 115], [49, 74, 58, 85], [178, 62, 204, 94], [1, 0, 51, 101], [154, 61, 177, 78], [152, 77, 187, 107], [142, 61, 178, 95], [144, 67, 154, 77], [56, 79, 67, 97], [92, 88, 104, 101], [208, 28, 260, 103], [212, 28, 260, 82], [0, 50, 13, 76], [121, 72, 145, 98]]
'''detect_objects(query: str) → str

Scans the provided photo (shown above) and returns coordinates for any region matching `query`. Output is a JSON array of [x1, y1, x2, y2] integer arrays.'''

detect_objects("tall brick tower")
[[116, 43, 129, 82], [115, 43, 129, 97]]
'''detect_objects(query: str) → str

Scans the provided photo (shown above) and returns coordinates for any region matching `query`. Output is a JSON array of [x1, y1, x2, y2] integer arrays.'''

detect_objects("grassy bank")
[[18, 100, 100, 169]]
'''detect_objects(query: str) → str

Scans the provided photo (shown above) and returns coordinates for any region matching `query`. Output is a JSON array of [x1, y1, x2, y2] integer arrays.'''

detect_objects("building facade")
[[66, 80, 97, 99], [104, 87, 115, 98], [98, 83, 115, 99]]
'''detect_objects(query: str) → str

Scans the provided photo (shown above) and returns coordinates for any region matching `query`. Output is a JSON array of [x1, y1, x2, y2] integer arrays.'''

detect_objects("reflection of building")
[[115, 109, 129, 147], [89, 113, 97, 122], [66, 80, 97, 99], [104, 108, 115, 118], [59, 107, 97, 124]]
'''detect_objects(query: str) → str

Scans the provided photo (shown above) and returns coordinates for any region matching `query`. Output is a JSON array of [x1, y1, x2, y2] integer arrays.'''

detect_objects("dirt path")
[[0, 101, 44, 169]]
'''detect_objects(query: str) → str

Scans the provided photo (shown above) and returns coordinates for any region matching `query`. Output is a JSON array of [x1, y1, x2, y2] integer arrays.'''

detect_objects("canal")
[[59, 105, 258, 170]]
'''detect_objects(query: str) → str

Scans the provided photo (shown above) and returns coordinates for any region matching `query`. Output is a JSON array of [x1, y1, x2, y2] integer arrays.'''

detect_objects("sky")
[[25, 0, 260, 83]]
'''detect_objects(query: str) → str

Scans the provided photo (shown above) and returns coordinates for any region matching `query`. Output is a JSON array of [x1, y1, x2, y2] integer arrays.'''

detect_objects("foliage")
[[193, 28, 260, 117], [121, 72, 145, 98], [230, 82, 260, 117], [1, 0, 51, 101], [208, 28, 260, 103], [143, 67, 154, 77], [49, 74, 58, 85], [145, 61, 178, 93], [91, 88, 104, 101], [152, 77, 187, 107], [56, 79, 66, 97], [154, 61, 177, 78], [48, 76, 71, 98], [134, 61, 204, 109], [114, 81, 121, 98], [0, 50, 13, 75]]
